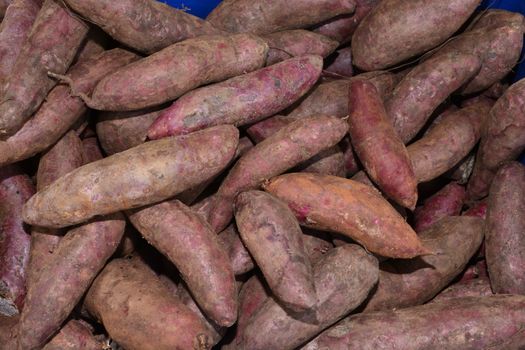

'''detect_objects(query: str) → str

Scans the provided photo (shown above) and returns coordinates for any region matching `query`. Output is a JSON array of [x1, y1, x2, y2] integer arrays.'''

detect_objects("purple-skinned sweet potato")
[[463, 200, 488, 218], [362, 216, 484, 312], [147, 55, 323, 139], [297, 145, 346, 177], [246, 115, 292, 143], [0, 48, 140, 167], [207, 0, 356, 35], [431, 277, 493, 303], [127, 199, 237, 327], [324, 47, 353, 78], [0, 314, 19, 349], [218, 224, 254, 276], [0, 0, 13, 17], [239, 244, 378, 350], [302, 295, 525, 350], [413, 182, 466, 232], [0, 165, 34, 316], [81, 137, 104, 164], [485, 162, 525, 294], [83, 34, 268, 111], [351, 0, 481, 71], [206, 116, 348, 233], [42, 320, 103, 350], [22, 125, 239, 228], [0, 0, 40, 86], [264, 30, 338, 66], [302, 229, 334, 263], [85, 257, 215, 350], [386, 52, 481, 143], [468, 78, 525, 200], [263, 173, 429, 258], [0, 0, 88, 138], [234, 190, 316, 312], [63, 0, 223, 54], [348, 79, 417, 209]]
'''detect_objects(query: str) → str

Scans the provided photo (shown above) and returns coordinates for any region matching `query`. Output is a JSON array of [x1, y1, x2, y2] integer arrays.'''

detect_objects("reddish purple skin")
[[324, 47, 353, 78], [81, 137, 104, 163], [414, 182, 466, 232], [0, 165, 34, 316], [485, 162, 525, 294], [0, 0, 89, 138], [340, 136, 360, 176], [218, 224, 254, 276], [42, 320, 102, 350], [297, 145, 346, 177], [0, 0, 40, 85], [0, 48, 140, 166], [0, 0, 13, 17], [463, 200, 488, 218], [128, 199, 237, 327], [264, 30, 338, 66], [458, 259, 488, 283], [246, 115, 292, 143], [432, 277, 493, 303], [348, 79, 417, 209], [148, 55, 323, 139], [468, 78, 525, 200], [303, 295, 525, 350]]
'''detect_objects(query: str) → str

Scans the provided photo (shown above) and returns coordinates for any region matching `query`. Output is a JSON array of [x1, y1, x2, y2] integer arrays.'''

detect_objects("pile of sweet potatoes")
[[0, 0, 525, 349]]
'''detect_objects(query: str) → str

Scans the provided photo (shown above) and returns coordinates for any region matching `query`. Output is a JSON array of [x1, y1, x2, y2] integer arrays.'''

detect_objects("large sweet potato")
[[0, 0, 88, 138], [84, 34, 268, 111], [22, 125, 239, 228], [264, 173, 428, 258], [351, 0, 481, 70]]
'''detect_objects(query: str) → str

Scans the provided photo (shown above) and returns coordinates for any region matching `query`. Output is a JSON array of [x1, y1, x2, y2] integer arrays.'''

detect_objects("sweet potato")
[[127, 199, 237, 327], [0, 164, 34, 316], [413, 182, 466, 232], [0, 0, 88, 138], [147, 55, 323, 139], [218, 224, 254, 276], [264, 30, 338, 66], [446, 153, 476, 184], [246, 115, 292, 143], [0, 314, 19, 349], [296, 145, 346, 177], [362, 216, 483, 312], [312, 0, 380, 44], [63, 0, 223, 54], [85, 257, 215, 350], [42, 320, 102, 350], [96, 107, 163, 155], [0, 0, 40, 85], [264, 173, 428, 258], [207, 0, 356, 35], [468, 78, 525, 200], [302, 229, 334, 263], [22, 125, 239, 228], [463, 200, 488, 218], [435, 10, 524, 94], [324, 47, 353, 77], [73, 28, 109, 64], [0, 48, 140, 167], [81, 137, 103, 163], [431, 277, 493, 303], [0, 0, 13, 17], [351, 0, 481, 71], [235, 190, 316, 312], [206, 116, 347, 233], [84, 34, 268, 111], [386, 52, 481, 143], [485, 162, 525, 294], [239, 244, 378, 350], [348, 79, 417, 208], [303, 295, 525, 350]]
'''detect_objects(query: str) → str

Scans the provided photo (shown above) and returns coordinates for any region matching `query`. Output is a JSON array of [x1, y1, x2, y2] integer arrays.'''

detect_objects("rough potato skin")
[[147, 55, 323, 139], [303, 295, 525, 350], [431, 278, 493, 303], [313, 0, 380, 43], [0, 314, 19, 349], [42, 320, 102, 350], [0, 165, 34, 316], [235, 190, 316, 312], [324, 47, 353, 78], [468, 78, 525, 200], [348, 79, 417, 209], [22, 125, 239, 228], [63, 0, 223, 54], [351, 0, 481, 71], [218, 224, 254, 276], [246, 115, 292, 143], [81, 137, 104, 164], [0, 0, 13, 17], [87, 34, 268, 111], [207, 0, 356, 35], [0, 0, 40, 86], [0, 0, 88, 138], [96, 108, 163, 155], [85, 258, 215, 350], [264, 30, 338, 66], [0, 48, 140, 166], [386, 52, 481, 143], [127, 199, 237, 327], [207, 116, 348, 233], [485, 162, 525, 294], [362, 217, 484, 312], [413, 182, 466, 232], [297, 145, 346, 177], [239, 245, 379, 350], [463, 200, 488, 218], [264, 173, 428, 258]]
